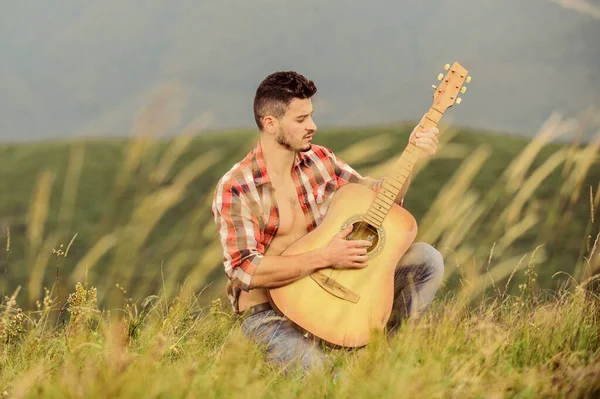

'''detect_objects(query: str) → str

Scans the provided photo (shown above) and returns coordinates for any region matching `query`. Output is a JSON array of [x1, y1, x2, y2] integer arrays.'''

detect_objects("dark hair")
[[253, 71, 317, 130]]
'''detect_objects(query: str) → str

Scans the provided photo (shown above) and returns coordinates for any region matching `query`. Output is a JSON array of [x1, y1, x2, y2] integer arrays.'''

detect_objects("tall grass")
[[1, 107, 599, 396], [1, 267, 599, 397]]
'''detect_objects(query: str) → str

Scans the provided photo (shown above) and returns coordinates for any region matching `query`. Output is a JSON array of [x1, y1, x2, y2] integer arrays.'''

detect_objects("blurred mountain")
[[1, 0, 599, 142]]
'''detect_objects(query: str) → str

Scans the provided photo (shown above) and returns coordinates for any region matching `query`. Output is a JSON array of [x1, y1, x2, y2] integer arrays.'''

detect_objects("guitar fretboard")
[[362, 107, 445, 228]]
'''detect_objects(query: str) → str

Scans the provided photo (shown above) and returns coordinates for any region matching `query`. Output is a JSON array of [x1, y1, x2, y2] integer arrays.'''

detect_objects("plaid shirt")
[[212, 140, 396, 312]]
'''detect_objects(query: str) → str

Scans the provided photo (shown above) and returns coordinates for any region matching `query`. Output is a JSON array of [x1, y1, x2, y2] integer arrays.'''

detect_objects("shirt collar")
[[252, 140, 308, 186]]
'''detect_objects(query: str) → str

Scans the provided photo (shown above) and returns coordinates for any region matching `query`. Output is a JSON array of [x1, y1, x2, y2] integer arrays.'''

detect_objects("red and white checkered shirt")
[[212, 140, 396, 312]]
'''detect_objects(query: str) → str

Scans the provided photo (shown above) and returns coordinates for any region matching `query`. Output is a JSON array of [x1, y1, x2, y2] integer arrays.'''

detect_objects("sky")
[[1, 0, 599, 142]]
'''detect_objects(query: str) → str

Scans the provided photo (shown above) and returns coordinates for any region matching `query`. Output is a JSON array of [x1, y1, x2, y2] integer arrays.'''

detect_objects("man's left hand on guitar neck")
[[392, 123, 439, 202], [409, 124, 440, 160]]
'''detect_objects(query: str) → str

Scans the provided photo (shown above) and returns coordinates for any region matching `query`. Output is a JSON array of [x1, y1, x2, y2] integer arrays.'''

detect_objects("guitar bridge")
[[309, 271, 360, 303]]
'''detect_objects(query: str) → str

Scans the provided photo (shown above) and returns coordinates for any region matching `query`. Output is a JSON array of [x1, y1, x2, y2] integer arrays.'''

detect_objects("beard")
[[276, 130, 312, 152]]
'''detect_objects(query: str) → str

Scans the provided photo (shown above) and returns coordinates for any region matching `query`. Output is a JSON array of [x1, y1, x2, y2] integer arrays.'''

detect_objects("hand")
[[323, 225, 372, 269], [409, 120, 439, 160]]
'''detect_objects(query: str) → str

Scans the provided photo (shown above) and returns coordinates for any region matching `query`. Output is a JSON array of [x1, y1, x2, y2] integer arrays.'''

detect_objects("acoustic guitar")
[[268, 62, 471, 348]]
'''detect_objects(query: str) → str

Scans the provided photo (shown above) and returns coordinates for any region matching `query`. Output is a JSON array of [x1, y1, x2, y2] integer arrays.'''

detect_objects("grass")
[[1, 276, 599, 397], [0, 110, 599, 397]]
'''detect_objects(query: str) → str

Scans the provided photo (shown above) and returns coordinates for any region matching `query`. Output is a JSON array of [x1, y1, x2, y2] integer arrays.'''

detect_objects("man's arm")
[[212, 185, 321, 290], [212, 186, 371, 291], [245, 249, 329, 289], [249, 224, 371, 288]]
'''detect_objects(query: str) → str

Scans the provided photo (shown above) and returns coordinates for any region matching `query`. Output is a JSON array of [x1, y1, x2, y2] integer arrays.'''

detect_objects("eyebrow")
[[296, 111, 314, 119]]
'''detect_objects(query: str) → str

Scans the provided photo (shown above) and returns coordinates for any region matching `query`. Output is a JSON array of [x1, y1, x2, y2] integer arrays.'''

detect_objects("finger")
[[410, 117, 426, 140], [351, 248, 368, 255], [353, 255, 369, 262], [415, 142, 436, 155], [350, 259, 368, 268], [337, 225, 354, 238], [416, 145, 436, 155], [415, 138, 438, 148], [417, 136, 438, 145], [415, 132, 438, 141], [409, 129, 418, 142], [350, 240, 373, 248], [422, 128, 439, 135]]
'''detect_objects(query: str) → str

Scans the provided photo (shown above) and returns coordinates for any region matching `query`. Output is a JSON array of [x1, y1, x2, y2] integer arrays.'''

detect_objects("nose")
[[307, 117, 317, 132]]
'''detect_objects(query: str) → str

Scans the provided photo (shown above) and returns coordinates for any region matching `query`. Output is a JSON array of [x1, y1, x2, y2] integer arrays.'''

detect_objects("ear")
[[262, 115, 278, 134]]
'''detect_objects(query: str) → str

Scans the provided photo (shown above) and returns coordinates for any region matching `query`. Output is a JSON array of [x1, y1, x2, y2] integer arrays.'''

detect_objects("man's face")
[[274, 98, 317, 152]]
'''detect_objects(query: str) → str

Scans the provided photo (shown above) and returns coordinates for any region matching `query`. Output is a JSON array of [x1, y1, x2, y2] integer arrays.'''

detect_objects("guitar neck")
[[361, 61, 469, 228], [362, 107, 445, 228]]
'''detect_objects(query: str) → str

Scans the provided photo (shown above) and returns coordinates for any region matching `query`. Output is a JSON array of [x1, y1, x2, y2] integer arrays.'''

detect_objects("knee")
[[412, 242, 444, 282]]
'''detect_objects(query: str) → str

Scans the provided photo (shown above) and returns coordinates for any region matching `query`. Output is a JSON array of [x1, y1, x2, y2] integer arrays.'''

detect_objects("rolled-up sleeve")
[[212, 184, 264, 291]]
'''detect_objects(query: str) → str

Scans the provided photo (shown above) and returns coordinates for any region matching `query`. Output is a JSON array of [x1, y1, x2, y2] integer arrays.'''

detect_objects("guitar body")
[[268, 183, 418, 348]]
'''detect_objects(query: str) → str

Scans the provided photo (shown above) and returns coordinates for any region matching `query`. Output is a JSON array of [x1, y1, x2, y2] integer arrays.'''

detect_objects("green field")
[[1, 123, 597, 307], [1, 120, 600, 397]]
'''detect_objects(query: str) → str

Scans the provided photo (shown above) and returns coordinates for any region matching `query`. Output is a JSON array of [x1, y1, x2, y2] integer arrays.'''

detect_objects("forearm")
[[247, 248, 331, 289]]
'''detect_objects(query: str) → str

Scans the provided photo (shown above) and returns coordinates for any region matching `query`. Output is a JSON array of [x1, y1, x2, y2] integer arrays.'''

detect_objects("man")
[[212, 71, 444, 373]]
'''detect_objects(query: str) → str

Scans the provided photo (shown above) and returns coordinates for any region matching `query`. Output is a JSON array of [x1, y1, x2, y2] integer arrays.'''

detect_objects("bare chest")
[[269, 180, 308, 253]]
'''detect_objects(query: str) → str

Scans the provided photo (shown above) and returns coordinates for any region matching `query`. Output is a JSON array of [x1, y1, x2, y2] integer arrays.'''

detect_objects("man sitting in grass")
[[212, 70, 444, 373]]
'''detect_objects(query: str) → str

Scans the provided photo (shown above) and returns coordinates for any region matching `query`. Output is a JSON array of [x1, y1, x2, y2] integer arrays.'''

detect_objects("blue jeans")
[[240, 242, 444, 373]]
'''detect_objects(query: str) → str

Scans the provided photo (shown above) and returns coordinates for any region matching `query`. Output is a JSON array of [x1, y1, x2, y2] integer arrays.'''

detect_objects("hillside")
[[1, 124, 598, 308]]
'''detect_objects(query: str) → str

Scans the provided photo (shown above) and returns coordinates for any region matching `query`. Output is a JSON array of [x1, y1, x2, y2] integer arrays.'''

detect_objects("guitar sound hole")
[[346, 222, 379, 254]]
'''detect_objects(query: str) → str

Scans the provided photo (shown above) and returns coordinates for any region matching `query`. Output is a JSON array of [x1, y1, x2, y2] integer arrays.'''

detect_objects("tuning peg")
[[465, 76, 472, 83], [460, 87, 467, 94], [444, 64, 450, 71], [437, 73, 444, 80], [432, 85, 438, 90], [456, 97, 462, 104]]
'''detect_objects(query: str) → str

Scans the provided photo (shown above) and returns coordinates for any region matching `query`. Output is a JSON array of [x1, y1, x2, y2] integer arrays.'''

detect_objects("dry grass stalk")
[[418, 144, 492, 244], [25, 171, 55, 263], [57, 145, 84, 236]]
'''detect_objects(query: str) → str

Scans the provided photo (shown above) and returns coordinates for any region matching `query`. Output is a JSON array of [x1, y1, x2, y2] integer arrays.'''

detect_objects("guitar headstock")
[[431, 62, 470, 112]]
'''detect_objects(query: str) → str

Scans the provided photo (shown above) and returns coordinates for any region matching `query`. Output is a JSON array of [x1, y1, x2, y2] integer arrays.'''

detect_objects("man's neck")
[[260, 136, 296, 181]]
